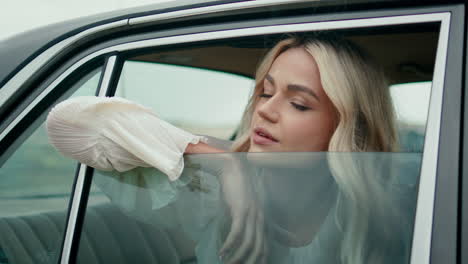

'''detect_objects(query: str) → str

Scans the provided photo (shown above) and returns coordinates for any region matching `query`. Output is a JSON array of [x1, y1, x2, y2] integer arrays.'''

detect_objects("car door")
[[0, 1, 465, 264]]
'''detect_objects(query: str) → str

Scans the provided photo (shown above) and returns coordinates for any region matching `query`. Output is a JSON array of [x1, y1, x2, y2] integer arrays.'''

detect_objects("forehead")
[[268, 47, 321, 82], [267, 47, 322, 89]]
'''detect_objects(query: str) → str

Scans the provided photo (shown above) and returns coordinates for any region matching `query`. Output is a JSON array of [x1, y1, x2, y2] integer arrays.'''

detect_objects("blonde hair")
[[232, 36, 397, 152], [232, 35, 404, 263]]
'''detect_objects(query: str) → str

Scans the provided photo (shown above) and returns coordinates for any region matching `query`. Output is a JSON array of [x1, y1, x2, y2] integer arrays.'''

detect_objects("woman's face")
[[249, 47, 337, 152]]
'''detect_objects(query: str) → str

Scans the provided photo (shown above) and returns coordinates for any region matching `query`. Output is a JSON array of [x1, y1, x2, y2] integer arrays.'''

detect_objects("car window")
[[115, 62, 253, 139], [390, 81, 431, 152], [76, 18, 443, 264], [0, 67, 102, 264]]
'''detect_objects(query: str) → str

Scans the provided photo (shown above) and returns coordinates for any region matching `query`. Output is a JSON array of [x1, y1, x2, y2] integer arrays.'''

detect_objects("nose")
[[257, 96, 280, 123]]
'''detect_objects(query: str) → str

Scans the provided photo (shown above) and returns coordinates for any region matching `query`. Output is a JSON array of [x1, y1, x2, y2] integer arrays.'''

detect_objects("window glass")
[[80, 152, 420, 263], [0, 67, 102, 264]]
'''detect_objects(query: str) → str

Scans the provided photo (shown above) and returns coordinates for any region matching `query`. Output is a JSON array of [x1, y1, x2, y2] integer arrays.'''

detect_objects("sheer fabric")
[[46, 96, 206, 181]]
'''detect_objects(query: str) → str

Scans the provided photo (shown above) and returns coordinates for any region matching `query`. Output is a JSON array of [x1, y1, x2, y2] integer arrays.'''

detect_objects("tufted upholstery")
[[0, 203, 182, 264]]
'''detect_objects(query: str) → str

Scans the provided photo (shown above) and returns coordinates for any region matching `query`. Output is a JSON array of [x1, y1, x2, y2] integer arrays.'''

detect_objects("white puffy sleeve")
[[46, 96, 206, 181]]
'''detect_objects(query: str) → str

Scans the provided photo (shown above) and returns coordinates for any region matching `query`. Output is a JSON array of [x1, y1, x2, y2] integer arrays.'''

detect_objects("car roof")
[[0, 0, 238, 87]]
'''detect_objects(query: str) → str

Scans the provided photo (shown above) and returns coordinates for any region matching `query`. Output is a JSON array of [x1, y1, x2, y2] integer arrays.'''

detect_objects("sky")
[[0, 0, 175, 40]]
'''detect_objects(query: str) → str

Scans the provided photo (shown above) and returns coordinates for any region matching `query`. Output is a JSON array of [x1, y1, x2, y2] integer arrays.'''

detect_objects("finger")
[[219, 213, 245, 257], [246, 212, 264, 264], [228, 209, 256, 263]]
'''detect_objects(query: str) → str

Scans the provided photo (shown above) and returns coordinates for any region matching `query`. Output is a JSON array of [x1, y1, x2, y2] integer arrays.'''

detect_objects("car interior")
[[132, 24, 438, 85]]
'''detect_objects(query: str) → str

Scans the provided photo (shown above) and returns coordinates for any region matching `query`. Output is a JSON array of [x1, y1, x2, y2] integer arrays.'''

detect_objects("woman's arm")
[[47, 96, 209, 181]]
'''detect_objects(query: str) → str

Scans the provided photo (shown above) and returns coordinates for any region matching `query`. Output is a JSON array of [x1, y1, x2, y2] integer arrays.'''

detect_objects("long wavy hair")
[[231, 35, 404, 263]]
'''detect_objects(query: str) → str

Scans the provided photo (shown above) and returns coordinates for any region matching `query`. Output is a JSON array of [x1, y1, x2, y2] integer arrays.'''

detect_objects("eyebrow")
[[265, 74, 320, 101]]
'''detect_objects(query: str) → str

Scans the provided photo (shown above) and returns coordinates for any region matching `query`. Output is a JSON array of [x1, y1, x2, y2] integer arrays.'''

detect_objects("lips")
[[252, 127, 278, 145]]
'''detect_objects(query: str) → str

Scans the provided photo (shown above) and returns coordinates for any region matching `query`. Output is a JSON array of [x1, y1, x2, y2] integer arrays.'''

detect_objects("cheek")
[[282, 113, 335, 151]]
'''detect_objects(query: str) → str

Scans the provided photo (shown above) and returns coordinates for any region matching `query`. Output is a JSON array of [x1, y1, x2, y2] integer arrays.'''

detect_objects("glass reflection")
[[88, 152, 420, 264]]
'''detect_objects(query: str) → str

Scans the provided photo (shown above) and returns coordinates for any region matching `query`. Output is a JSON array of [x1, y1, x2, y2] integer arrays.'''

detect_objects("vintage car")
[[0, 0, 466, 263]]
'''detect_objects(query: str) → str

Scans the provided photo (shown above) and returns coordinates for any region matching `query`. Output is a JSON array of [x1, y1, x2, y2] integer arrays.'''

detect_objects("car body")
[[0, 0, 466, 263]]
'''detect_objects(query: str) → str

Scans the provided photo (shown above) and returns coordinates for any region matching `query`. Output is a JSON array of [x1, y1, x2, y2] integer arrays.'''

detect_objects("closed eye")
[[291, 102, 310, 111], [259, 93, 272, 98]]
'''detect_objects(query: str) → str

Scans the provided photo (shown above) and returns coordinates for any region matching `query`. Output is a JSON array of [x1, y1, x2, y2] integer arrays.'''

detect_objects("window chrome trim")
[[0, 20, 128, 109], [123, 14, 450, 53], [60, 164, 87, 264], [60, 55, 117, 264], [0, 13, 449, 264], [97, 56, 117, 96], [410, 12, 450, 264], [129, 0, 318, 26]]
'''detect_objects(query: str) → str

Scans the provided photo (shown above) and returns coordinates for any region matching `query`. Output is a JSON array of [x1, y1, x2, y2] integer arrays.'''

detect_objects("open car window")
[[74, 12, 447, 264], [391, 81, 431, 152], [79, 22, 441, 263], [115, 62, 253, 139]]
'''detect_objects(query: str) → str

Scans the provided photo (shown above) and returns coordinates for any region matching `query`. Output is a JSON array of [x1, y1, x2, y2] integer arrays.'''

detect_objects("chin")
[[248, 144, 279, 153]]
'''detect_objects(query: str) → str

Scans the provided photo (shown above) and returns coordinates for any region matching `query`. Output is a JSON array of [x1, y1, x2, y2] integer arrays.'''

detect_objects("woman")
[[47, 35, 407, 263]]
